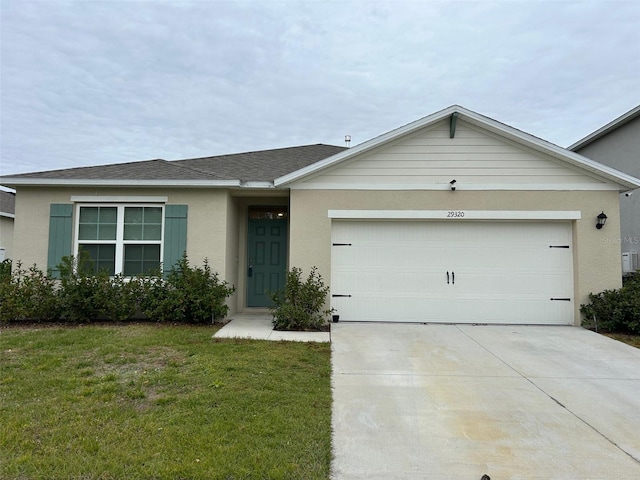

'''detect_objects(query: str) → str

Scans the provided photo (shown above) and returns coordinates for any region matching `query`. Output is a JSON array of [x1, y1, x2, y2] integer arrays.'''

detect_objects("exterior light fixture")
[[596, 211, 607, 229], [449, 179, 457, 191]]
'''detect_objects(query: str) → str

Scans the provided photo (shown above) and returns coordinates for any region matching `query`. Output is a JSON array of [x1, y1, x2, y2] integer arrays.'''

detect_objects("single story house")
[[2, 105, 639, 325], [569, 105, 640, 274], [0, 190, 16, 261]]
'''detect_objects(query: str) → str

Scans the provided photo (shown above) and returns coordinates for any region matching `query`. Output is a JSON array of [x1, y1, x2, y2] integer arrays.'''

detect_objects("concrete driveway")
[[331, 323, 640, 480]]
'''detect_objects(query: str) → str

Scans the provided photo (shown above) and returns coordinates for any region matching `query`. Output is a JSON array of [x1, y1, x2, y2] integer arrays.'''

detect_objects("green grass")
[[0, 324, 332, 479], [602, 332, 640, 348]]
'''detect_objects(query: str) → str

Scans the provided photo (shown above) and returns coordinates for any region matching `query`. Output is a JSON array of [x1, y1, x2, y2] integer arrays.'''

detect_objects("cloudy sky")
[[1, 0, 639, 178]]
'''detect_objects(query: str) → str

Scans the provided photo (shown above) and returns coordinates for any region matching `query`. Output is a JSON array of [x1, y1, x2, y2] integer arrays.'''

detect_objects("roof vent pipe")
[[345, 135, 351, 147]]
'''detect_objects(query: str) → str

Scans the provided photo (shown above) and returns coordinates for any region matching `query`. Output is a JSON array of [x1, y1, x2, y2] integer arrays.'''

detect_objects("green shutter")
[[163, 205, 188, 274], [47, 204, 73, 278]]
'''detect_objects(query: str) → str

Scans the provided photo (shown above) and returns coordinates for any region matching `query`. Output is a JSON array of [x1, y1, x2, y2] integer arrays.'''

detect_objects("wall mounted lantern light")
[[596, 211, 607, 229]]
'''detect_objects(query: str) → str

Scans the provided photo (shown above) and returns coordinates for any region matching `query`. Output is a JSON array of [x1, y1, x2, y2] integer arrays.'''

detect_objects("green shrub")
[[0, 261, 19, 323], [0, 259, 11, 282], [57, 253, 111, 322], [1, 254, 233, 324], [98, 273, 148, 322], [269, 266, 333, 331], [581, 273, 640, 334], [141, 255, 234, 324], [0, 261, 60, 323]]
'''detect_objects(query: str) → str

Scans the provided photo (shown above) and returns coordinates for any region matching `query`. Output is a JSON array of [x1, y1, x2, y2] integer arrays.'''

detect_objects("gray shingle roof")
[[4, 144, 347, 184], [0, 190, 15, 215], [175, 144, 347, 182]]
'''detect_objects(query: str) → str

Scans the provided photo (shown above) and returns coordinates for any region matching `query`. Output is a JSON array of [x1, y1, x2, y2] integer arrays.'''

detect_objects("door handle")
[[452, 271, 455, 285], [248, 265, 253, 277], [446, 271, 450, 284]]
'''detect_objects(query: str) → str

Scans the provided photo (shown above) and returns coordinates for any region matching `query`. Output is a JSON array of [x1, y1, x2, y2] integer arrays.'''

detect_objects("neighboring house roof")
[[0, 144, 347, 188], [275, 105, 640, 191], [0, 190, 16, 218], [568, 105, 640, 151]]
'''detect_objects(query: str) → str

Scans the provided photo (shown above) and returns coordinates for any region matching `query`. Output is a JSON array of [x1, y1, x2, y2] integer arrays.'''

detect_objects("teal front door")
[[247, 216, 288, 307]]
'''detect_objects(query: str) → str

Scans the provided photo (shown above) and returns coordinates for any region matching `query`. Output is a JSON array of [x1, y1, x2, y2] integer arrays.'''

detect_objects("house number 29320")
[[447, 211, 465, 218]]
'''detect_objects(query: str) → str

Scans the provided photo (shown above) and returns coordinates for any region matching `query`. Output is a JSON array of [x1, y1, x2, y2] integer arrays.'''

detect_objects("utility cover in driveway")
[[331, 220, 573, 324]]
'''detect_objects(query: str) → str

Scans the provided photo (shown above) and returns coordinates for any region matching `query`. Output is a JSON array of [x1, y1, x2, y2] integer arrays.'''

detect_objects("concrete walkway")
[[213, 313, 331, 342], [331, 323, 640, 480]]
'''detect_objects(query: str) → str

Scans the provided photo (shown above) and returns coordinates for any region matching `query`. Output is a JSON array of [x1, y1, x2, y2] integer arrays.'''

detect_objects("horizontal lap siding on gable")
[[297, 120, 605, 188]]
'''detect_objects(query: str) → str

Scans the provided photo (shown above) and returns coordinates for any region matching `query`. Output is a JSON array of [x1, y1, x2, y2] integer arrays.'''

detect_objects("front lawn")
[[0, 324, 332, 479]]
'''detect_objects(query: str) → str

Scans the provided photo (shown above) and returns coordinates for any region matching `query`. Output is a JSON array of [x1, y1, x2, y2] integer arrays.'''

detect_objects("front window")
[[76, 205, 163, 275]]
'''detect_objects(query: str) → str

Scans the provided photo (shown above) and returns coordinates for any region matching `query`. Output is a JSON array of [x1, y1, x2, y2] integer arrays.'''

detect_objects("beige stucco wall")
[[289, 189, 622, 325], [12, 186, 230, 277], [11, 185, 623, 322], [0, 216, 14, 260], [11, 186, 291, 316]]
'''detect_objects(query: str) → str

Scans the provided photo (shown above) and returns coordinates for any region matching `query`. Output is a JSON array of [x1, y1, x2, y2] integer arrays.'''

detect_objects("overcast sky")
[[1, 0, 639, 178]]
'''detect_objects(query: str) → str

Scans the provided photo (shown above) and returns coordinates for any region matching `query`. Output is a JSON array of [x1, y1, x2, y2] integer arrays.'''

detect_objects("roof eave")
[[240, 181, 276, 188], [0, 178, 243, 188]]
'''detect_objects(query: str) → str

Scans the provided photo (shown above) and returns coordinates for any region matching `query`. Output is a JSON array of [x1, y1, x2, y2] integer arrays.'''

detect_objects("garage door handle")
[[452, 271, 455, 284], [446, 271, 450, 284]]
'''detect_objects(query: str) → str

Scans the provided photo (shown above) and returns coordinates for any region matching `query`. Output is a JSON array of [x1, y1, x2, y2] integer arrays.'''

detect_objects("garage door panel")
[[332, 272, 438, 296], [331, 220, 573, 325], [334, 295, 571, 324], [454, 270, 572, 295]]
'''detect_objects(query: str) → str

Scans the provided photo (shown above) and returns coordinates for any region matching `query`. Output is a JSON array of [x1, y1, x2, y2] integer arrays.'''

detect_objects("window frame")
[[74, 203, 165, 276]]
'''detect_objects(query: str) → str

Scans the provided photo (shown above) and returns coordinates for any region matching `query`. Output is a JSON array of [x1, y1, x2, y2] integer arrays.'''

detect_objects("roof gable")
[[275, 105, 640, 190], [287, 118, 614, 190]]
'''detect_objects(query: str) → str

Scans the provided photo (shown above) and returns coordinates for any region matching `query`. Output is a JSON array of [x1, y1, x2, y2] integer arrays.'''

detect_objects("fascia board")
[[568, 105, 640, 151], [240, 181, 275, 188], [0, 178, 242, 188]]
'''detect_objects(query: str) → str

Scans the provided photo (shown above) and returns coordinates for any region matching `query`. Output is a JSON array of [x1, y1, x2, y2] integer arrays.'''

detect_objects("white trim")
[[0, 212, 15, 219], [0, 179, 241, 187], [241, 181, 275, 188], [328, 210, 582, 220], [74, 203, 165, 276], [291, 183, 620, 191], [274, 105, 640, 190], [71, 195, 168, 203]]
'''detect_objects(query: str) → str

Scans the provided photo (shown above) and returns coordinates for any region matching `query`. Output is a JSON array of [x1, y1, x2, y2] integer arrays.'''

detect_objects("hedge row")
[[580, 273, 640, 334], [0, 254, 234, 324]]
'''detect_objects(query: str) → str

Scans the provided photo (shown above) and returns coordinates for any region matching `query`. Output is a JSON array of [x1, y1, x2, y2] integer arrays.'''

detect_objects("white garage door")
[[330, 221, 574, 324]]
